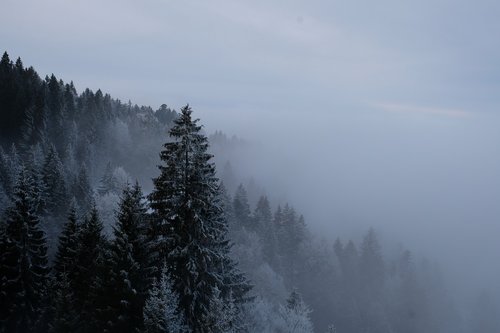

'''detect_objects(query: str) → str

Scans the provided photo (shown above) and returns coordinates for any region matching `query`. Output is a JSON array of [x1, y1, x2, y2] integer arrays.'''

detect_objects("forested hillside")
[[0, 52, 483, 332]]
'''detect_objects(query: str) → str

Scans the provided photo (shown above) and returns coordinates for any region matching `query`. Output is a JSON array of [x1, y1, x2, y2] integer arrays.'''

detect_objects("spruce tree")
[[149, 105, 250, 332], [360, 228, 385, 295], [278, 290, 314, 333], [108, 182, 150, 333], [53, 201, 80, 281], [48, 272, 78, 333], [73, 205, 109, 332], [42, 144, 68, 215], [142, 266, 185, 333], [233, 184, 252, 231], [0, 167, 49, 332], [98, 161, 116, 196]]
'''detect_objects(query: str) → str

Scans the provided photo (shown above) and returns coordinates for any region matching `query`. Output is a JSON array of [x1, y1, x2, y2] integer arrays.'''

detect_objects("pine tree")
[[107, 182, 151, 333], [73, 205, 109, 332], [42, 144, 68, 215], [98, 161, 116, 196], [204, 287, 239, 333], [256, 196, 278, 266], [233, 184, 252, 231], [0, 167, 49, 332], [73, 163, 93, 215], [48, 272, 78, 333], [149, 105, 250, 332], [142, 266, 185, 333], [53, 201, 80, 281], [253, 195, 272, 237], [278, 290, 314, 333], [360, 228, 385, 294]]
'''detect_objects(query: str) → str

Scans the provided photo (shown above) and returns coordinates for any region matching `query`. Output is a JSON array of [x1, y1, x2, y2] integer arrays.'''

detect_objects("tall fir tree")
[[149, 105, 250, 332], [72, 205, 109, 333], [107, 182, 151, 333], [233, 184, 252, 231], [53, 201, 80, 281], [0, 167, 49, 332], [42, 144, 68, 215], [98, 161, 116, 196]]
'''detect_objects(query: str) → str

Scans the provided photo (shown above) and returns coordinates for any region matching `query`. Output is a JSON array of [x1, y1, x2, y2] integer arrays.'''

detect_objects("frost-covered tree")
[[42, 144, 68, 215], [204, 287, 240, 333], [107, 182, 151, 333], [143, 266, 185, 333], [0, 167, 49, 332], [233, 184, 252, 231], [149, 105, 250, 332], [73, 205, 109, 332], [278, 290, 314, 333], [98, 161, 117, 196], [49, 272, 78, 333], [72, 164, 93, 215], [53, 201, 80, 281]]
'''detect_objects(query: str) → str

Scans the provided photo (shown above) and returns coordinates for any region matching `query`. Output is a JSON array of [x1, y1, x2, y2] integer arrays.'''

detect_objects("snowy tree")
[[107, 182, 151, 333], [98, 161, 117, 195], [42, 144, 68, 215], [233, 184, 252, 231], [72, 205, 110, 332], [48, 272, 78, 333], [0, 167, 49, 332], [277, 290, 314, 333], [326, 324, 337, 333], [143, 266, 185, 333], [53, 201, 80, 281], [149, 105, 250, 332], [204, 287, 240, 333]]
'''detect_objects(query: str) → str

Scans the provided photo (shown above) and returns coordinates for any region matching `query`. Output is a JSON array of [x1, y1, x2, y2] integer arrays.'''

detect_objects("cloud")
[[374, 103, 472, 118]]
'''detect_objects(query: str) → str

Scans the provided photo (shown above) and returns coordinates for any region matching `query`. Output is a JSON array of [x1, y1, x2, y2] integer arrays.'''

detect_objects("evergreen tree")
[[53, 201, 80, 281], [255, 196, 277, 266], [149, 105, 250, 332], [98, 161, 116, 196], [204, 287, 239, 333], [42, 144, 68, 215], [0, 167, 49, 332], [107, 182, 150, 333], [278, 290, 314, 333], [48, 272, 78, 333], [73, 205, 109, 332], [233, 184, 252, 231], [72, 163, 93, 215], [142, 266, 185, 333], [360, 228, 385, 295]]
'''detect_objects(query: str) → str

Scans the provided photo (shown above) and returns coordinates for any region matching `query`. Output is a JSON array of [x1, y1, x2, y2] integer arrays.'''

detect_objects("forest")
[[0, 52, 497, 333]]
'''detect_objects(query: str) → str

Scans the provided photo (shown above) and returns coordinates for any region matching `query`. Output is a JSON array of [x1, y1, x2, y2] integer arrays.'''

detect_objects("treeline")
[[0, 105, 254, 333], [220, 178, 463, 332], [0, 52, 491, 332]]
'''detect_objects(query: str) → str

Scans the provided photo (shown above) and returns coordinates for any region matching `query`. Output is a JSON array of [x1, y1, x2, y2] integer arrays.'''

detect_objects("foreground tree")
[[0, 167, 49, 332], [72, 206, 110, 332], [149, 105, 250, 332], [107, 182, 151, 333]]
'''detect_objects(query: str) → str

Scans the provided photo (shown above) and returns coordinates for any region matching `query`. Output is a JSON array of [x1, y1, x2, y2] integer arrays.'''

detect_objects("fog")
[[2, 0, 500, 331], [203, 104, 500, 299]]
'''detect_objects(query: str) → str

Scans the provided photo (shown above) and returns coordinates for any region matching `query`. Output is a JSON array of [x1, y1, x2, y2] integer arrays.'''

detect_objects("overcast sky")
[[3, 0, 500, 299]]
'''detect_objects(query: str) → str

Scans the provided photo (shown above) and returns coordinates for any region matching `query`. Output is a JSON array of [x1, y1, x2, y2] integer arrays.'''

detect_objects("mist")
[[204, 102, 500, 299], [1, 0, 500, 332]]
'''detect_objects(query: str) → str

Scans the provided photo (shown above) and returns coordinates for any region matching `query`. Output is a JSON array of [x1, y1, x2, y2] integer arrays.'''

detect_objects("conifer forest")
[[2, 1, 500, 332]]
